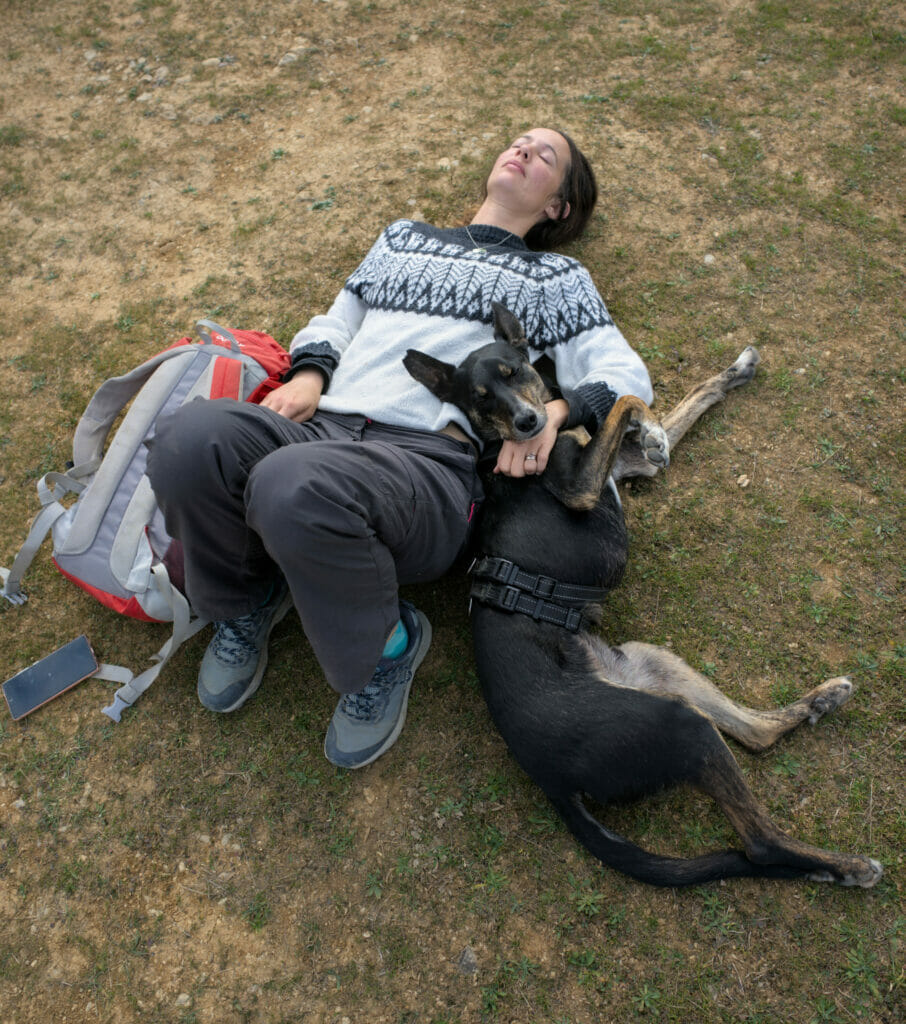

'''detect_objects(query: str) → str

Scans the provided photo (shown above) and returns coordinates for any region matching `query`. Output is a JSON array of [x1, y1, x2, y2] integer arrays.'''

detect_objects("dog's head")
[[403, 302, 550, 444]]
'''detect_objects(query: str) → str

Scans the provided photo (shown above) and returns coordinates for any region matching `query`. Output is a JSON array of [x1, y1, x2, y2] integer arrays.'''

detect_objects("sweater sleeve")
[[286, 288, 369, 388], [286, 227, 389, 388], [543, 263, 652, 429]]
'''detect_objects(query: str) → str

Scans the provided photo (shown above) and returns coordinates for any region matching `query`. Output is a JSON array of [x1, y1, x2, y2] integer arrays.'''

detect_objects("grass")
[[0, 0, 904, 1021]]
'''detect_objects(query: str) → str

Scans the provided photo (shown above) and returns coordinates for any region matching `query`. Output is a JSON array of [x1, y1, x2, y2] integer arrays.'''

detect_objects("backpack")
[[1, 321, 290, 722]]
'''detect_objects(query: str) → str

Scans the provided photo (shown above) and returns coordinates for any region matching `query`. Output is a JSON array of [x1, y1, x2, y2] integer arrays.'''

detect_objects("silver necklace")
[[464, 224, 515, 254]]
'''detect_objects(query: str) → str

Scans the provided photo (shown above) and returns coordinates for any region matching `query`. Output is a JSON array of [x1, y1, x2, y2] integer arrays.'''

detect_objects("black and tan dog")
[[404, 303, 882, 888]]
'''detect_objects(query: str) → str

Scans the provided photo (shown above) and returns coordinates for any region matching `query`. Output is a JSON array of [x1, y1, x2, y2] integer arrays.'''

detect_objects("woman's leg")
[[146, 398, 349, 618], [245, 433, 476, 694]]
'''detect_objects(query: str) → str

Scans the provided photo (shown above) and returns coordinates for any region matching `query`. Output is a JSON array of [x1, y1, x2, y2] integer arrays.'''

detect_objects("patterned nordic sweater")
[[288, 220, 652, 445]]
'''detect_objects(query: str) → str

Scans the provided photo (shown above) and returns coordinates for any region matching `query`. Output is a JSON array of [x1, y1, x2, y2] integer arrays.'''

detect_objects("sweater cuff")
[[283, 348, 338, 390], [573, 382, 618, 431]]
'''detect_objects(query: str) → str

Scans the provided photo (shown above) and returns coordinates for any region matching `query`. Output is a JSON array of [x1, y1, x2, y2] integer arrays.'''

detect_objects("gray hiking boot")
[[197, 582, 293, 713], [324, 601, 431, 769]]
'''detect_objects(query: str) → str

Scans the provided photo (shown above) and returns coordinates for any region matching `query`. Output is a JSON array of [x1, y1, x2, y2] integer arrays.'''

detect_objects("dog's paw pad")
[[807, 677, 853, 724], [639, 423, 670, 468], [806, 869, 836, 884]]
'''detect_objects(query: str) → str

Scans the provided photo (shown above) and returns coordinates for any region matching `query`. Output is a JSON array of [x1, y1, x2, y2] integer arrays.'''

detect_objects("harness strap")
[[470, 555, 610, 607], [469, 579, 584, 632], [468, 555, 610, 633]]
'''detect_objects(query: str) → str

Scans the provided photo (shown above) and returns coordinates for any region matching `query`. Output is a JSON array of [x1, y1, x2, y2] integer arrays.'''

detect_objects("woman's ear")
[[543, 197, 571, 222]]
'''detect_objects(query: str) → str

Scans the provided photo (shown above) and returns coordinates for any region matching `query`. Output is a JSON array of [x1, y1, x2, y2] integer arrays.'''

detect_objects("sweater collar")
[[458, 223, 529, 251]]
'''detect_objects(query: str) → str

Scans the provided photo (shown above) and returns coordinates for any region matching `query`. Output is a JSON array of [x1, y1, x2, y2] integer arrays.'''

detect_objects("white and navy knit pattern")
[[345, 221, 616, 349], [289, 220, 652, 442]]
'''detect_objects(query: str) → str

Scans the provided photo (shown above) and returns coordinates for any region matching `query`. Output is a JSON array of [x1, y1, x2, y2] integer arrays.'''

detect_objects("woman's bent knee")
[[147, 399, 263, 500]]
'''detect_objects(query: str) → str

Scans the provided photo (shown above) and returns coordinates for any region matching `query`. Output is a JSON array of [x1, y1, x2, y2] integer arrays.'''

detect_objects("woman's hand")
[[494, 399, 569, 477], [260, 369, 324, 422]]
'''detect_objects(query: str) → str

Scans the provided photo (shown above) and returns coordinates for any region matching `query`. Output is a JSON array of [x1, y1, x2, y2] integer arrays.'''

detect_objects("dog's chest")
[[476, 476, 628, 590]]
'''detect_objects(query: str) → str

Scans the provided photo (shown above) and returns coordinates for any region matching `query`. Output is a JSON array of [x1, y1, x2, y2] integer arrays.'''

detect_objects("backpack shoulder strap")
[[71, 343, 195, 466], [0, 464, 98, 603], [99, 562, 209, 722]]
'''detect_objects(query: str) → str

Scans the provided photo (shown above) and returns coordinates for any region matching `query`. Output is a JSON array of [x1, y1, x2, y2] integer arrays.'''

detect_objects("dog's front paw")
[[639, 423, 670, 468]]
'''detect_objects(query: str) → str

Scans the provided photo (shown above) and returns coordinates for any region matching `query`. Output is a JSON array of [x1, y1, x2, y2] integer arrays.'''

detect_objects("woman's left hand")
[[494, 399, 569, 477]]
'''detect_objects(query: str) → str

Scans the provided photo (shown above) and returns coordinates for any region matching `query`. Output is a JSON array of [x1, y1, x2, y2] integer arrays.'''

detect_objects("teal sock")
[[382, 618, 409, 659]]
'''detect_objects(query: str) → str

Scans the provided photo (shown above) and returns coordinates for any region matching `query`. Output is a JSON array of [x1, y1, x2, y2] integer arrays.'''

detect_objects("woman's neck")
[[470, 197, 538, 239]]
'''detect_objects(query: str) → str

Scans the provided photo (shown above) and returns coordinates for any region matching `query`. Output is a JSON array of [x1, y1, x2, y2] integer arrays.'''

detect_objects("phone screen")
[[3, 635, 99, 720]]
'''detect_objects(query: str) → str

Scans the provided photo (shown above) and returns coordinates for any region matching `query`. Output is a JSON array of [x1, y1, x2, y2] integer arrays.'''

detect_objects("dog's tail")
[[552, 792, 805, 887]]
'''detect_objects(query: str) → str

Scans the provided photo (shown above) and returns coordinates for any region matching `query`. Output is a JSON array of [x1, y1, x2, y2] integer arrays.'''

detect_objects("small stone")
[[703, 253, 716, 265], [737, 474, 750, 488], [202, 57, 221, 68], [457, 946, 478, 976], [175, 994, 191, 1007]]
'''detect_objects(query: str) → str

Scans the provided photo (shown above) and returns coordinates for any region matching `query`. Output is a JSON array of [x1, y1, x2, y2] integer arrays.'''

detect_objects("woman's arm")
[[547, 265, 652, 424]]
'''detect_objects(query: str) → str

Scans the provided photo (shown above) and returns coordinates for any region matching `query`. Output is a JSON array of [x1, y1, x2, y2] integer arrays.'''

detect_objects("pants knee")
[[246, 445, 366, 547], [147, 399, 265, 504]]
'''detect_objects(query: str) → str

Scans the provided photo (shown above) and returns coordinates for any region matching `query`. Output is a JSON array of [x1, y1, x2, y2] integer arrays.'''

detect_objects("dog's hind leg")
[[546, 690, 881, 887], [587, 638, 855, 752], [549, 790, 794, 887], [613, 346, 760, 481], [696, 735, 883, 887]]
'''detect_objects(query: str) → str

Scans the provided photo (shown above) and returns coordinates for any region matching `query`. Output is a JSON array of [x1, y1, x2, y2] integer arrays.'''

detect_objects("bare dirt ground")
[[0, 2, 903, 1022]]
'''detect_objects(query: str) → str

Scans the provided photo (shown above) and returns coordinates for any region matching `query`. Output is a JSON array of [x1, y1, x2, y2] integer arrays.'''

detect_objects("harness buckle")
[[488, 558, 517, 584], [532, 575, 556, 599], [500, 585, 520, 612]]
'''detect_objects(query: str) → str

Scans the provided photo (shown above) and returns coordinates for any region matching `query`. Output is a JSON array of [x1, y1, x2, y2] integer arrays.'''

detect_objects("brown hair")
[[523, 129, 598, 251]]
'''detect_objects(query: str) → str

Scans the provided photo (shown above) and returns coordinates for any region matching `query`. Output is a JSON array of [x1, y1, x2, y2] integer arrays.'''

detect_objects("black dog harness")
[[469, 555, 610, 632]]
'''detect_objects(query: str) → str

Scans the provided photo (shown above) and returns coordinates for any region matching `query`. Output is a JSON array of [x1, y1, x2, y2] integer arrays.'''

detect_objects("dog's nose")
[[514, 410, 539, 434]]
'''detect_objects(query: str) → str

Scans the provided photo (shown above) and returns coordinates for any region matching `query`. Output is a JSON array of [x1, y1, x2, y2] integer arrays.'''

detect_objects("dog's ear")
[[403, 349, 458, 403], [491, 301, 528, 352]]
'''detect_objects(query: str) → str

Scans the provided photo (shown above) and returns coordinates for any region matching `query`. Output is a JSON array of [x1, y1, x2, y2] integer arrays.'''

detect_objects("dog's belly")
[[470, 609, 714, 800]]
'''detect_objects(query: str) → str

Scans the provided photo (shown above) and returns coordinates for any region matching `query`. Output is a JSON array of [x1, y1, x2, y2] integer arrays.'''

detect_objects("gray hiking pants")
[[146, 399, 481, 694]]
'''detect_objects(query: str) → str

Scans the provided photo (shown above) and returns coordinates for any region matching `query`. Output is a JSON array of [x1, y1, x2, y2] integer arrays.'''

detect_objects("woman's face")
[[486, 128, 571, 224]]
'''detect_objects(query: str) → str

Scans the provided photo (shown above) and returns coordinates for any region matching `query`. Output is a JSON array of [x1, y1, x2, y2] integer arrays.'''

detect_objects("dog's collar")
[[468, 555, 610, 632]]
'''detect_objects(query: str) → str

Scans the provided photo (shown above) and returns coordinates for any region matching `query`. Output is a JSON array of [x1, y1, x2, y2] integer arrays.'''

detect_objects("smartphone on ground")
[[3, 635, 100, 720]]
